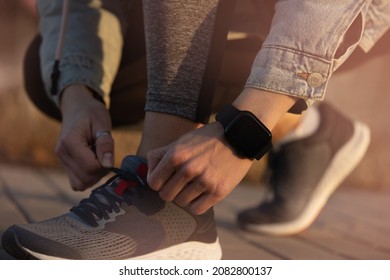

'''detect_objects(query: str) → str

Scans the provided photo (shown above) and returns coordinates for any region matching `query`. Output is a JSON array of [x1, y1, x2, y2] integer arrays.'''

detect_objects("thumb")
[[146, 145, 170, 189], [147, 146, 167, 176], [94, 131, 115, 168]]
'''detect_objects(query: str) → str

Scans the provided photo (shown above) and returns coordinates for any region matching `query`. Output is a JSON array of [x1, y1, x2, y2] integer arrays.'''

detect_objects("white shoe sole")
[[244, 121, 371, 236], [22, 238, 222, 260]]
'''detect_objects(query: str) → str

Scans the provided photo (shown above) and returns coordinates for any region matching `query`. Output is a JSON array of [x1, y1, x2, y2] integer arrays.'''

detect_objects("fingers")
[[158, 178, 190, 202], [57, 85, 114, 190], [189, 192, 220, 215], [94, 131, 114, 168], [56, 136, 106, 190], [147, 146, 173, 191], [63, 162, 106, 191], [147, 147, 221, 214], [161, 178, 221, 215], [55, 127, 113, 191], [171, 177, 222, 215], [145, 123, 253, 215]]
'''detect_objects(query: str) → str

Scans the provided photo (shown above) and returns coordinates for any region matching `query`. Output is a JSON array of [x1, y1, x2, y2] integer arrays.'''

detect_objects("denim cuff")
[[49, 55, 109, 107], [245, 46, 332, 113]]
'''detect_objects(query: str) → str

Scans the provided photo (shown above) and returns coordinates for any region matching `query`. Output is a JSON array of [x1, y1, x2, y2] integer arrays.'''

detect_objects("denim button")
[[307, 73, 323, 87]]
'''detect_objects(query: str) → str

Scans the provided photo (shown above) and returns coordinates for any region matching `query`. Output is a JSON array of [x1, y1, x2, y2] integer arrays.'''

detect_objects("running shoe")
[[2, 155, 222, 259], [237, 103, 371, 235]]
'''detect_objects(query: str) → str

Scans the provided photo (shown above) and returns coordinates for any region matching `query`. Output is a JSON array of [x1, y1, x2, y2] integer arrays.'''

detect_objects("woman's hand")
[[56, 85, 114, 191], [147, 122, 253, 214]]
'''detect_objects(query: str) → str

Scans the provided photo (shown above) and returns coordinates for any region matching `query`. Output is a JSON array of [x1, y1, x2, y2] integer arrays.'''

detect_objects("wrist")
[[60, 85, 98, 113], [232, 87, 298, 130], [216, 88, 297, 160]]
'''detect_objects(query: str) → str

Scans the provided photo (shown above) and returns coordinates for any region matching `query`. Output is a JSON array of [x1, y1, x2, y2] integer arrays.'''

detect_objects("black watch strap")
[[215, 104, 242, 127]]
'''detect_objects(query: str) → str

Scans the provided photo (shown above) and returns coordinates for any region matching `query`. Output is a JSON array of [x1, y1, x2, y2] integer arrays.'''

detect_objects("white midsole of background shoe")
[[245, 121, 371, 236], [22, 238, 222, 260]]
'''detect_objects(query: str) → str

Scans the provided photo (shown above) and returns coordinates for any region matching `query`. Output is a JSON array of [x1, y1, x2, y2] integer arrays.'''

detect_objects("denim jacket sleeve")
[[36, 0, 125, 107], [245, 0, 384, 113]]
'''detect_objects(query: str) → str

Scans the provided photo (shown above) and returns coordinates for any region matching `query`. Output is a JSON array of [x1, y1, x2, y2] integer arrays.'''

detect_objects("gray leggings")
[[24, 0, 266, 126]]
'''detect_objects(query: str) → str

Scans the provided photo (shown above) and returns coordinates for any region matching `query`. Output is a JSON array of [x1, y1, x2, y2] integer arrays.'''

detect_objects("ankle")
[[137, 112, 202, 157]]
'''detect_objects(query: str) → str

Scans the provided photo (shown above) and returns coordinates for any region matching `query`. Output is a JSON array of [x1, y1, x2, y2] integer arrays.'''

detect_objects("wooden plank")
[[243, 234, 345, 260], [319, 207, 390, 252], [38, 167, 89, 205], [216, 184, 344, 260], [217, 222, 281, 260], [216, 183, 283, 259], [327, 188, 390, 232], [294, 187, 390, 259], [217, 184, 390, 260], [215, 205, 281, 259], [299, 225, 390, 260], [317, 188, 390, 253], [0, 172, 24, 260], [0, 174, 26, 231], [0, 164, 75, 222]]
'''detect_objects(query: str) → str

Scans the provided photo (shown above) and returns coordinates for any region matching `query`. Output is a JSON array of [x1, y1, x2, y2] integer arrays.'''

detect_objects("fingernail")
[[102, 153, 113, 167]]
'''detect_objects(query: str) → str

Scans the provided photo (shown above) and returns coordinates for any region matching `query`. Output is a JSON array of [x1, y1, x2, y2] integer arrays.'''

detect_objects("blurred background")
[[0, 0, 389, 190], [0, 0, 143, 170], [0, 0, 59, 167]]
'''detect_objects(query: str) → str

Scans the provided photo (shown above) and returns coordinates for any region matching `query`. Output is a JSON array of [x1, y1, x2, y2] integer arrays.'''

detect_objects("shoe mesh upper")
[[238, 103, 364, 230], [12, 156, 209, 259]]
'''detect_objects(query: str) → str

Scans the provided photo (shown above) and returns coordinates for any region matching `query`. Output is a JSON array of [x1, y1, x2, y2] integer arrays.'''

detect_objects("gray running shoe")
[[2, 156, 221, 259], [237, 103, 370, 236]]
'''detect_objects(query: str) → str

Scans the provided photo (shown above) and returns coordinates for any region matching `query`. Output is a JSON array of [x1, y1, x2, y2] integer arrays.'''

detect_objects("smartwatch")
[[216, 104, 272, 160]]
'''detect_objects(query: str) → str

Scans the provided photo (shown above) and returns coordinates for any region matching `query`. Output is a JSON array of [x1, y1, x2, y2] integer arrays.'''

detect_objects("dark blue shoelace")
[[70, 168, 144, 227]]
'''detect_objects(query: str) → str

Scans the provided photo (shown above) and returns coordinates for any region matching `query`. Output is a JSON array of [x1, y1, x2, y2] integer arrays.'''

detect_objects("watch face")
[[225, 113, 271, 159]]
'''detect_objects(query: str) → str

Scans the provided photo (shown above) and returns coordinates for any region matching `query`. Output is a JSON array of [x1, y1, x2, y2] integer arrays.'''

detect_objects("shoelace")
[[70, 167, 145, 227]]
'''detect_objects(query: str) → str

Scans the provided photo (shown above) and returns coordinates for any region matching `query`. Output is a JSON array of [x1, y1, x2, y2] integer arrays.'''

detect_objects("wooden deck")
[[1, 162, 390, 260]]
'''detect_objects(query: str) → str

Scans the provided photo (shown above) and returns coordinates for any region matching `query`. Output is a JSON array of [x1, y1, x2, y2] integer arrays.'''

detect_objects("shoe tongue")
[[83, 156, 149, 218], [120, 155, 148, 180], [70, 156, 149, 227]]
